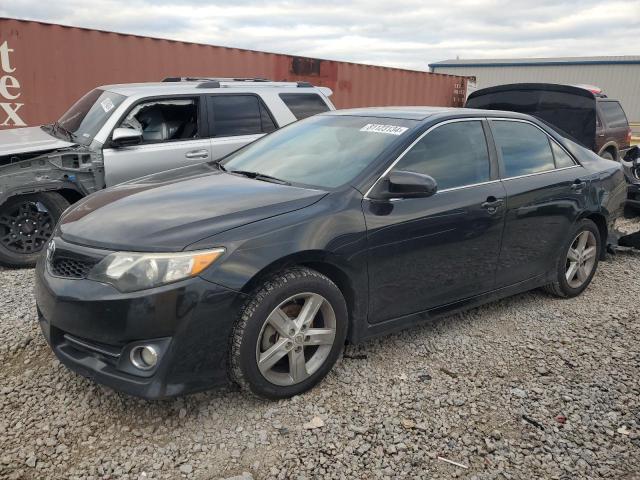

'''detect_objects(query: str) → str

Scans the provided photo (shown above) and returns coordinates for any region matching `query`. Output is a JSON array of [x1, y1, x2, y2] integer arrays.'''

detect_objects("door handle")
[[185, 149, 209, 159], [481, 196, 504, 213], [571, 180, 585, 191]]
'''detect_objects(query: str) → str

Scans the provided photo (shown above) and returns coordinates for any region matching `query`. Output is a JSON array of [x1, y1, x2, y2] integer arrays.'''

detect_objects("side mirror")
[[369, 170, 438, 200], [112, 127, 142, 147], [624, 146, 639, 164]]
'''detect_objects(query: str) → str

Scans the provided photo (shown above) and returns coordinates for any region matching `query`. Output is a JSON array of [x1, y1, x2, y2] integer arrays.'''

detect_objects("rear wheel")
[[0, 192, 70, 268], [599, 151, 615, 161], [230, 267, 348, 399], [543, 219, 600, 298]]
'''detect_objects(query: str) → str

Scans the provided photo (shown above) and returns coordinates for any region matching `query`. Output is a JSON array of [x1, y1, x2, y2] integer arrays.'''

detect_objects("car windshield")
[[221, 115, 417, 189], [54, 89, 126, 146]]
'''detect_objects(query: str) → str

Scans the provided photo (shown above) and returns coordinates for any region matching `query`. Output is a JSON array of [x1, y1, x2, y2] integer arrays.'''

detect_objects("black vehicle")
[[35, 107, 626, 399], [465, 83, 639, 208]]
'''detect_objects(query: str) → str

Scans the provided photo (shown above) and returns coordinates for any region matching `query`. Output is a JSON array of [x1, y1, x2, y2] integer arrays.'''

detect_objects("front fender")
[[188, 189, 370, 333], [0, 147, 103, 206], [190, 189, 368, 291]]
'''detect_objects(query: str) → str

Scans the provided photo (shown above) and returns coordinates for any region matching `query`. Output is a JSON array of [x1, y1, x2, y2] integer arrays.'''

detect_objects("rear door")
[[206, 94, 278, 159], [102, 96, 210, 186], [489, 119, 588, 288]]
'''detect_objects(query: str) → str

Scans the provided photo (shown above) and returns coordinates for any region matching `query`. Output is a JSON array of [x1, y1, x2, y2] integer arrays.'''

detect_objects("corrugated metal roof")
[[431, 56, 640, 68]]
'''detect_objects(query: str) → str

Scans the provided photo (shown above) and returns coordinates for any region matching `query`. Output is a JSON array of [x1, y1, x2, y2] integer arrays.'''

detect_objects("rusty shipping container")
[[0, 18, 467, 129]]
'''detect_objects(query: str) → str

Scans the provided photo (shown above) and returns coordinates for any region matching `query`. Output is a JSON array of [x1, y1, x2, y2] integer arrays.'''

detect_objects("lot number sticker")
[[101, 98, 115, 113], [360, 124, 408, 135]]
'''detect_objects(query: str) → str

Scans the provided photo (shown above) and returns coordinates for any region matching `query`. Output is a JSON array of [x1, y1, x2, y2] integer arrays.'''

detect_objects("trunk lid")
[[466, 83, 598, 151]]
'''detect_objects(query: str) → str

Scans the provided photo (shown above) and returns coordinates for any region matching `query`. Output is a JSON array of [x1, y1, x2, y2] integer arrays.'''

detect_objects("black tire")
[[230, 267, 348, 399], [599, 151, 615, 161], [543, 219, 601, 298], [0, 192, 70, 268]]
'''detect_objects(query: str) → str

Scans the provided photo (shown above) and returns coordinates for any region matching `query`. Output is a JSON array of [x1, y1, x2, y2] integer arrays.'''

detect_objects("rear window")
[[279, 93, 330, 120], [599, 101, 628, 128], [210, 95, 277, 137]]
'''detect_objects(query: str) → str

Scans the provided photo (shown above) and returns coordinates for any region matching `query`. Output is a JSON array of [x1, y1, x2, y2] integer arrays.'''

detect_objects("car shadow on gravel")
[[85, 292, 543, 410], [45, 288, 546, 416], [14, 254, 622, 417]]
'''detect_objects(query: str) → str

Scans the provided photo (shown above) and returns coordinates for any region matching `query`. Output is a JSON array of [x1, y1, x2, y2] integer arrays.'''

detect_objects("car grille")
[[51, 257, 96, 279]]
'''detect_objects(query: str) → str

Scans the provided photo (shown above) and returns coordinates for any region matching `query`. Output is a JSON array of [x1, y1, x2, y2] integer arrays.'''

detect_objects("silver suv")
[[0, 78, 335, 266]]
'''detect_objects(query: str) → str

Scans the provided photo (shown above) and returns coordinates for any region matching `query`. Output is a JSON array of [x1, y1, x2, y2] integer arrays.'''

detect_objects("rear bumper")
[[35, 256, 245, 399]]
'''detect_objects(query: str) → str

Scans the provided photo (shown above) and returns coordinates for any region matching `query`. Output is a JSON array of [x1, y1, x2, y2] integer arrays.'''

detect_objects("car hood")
[[59, 163, 327, 251], [0, 126, 76, 157]]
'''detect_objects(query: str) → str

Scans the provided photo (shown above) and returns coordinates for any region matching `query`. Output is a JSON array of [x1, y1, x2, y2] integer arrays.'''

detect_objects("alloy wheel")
[[256, 292, 337, 386], [565, 230, 597, 288], [0, 201, 54, 254]]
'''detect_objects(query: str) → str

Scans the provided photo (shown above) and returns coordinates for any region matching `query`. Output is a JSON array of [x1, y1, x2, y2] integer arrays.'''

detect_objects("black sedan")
[[35, 107, 627, 399]]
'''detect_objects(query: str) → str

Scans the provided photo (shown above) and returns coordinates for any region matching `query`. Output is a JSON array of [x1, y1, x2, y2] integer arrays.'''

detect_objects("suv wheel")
[[543, 219, 600, 298], [0, 192, 70, 268], [230, 267, 348, 399], [599, 151, 615, 161]]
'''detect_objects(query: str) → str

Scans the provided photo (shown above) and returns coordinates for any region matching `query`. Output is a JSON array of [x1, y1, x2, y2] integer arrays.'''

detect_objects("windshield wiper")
[[228, 169, 291, 185], [52, 121, 76, 142], [213, 160, 227, 172]]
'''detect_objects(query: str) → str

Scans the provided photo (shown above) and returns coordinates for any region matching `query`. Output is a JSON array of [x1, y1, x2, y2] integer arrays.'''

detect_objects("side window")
[[279, 93, 330, 120], [211, 95, 277, 136], [491, 121, 555, 177], [260, 101, 277, 133], [119, 98, 199, 143], [599, 101, 628, 128], [550, 141, 576, 168], [393, 121, 490, 190]]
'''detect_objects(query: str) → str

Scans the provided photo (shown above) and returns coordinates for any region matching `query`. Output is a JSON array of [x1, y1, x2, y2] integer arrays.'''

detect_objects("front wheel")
[[543, 219, 601, 298], [230, 267, 348, 399], [0, 192, 70, 268]]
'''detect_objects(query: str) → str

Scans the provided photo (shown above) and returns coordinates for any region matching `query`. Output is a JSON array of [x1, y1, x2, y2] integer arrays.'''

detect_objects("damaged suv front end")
[[0, 89, 124, 266], [0, 79, 337, 267]]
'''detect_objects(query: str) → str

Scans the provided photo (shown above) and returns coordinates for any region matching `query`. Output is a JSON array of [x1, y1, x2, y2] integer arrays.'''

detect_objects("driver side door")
[[363, 119, 506, 324], [102, 96, 211, 186]]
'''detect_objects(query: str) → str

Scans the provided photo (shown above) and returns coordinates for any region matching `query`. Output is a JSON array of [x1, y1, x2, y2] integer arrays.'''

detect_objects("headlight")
[[88, 248, 225, 292]]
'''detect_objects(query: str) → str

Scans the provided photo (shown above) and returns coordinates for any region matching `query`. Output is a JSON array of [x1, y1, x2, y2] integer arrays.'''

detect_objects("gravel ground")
[[1, 217, 639, 480]]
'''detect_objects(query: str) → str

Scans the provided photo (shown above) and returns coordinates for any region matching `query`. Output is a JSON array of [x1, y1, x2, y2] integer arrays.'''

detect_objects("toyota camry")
[[35, 107, 626, 399]]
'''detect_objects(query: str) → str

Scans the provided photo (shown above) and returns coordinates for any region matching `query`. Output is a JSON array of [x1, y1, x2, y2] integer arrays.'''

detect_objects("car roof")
[[100, 81, 330, 97], [323, 106, 535, 121]]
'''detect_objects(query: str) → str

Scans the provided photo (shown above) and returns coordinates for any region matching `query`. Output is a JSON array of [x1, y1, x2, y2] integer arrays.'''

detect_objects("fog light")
[[130, 345, 158, 370]]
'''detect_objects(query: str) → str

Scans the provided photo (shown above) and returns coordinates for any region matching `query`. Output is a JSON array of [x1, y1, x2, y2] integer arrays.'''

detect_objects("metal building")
[[430, 57, 640, 123], [0, 18, 468, 129]]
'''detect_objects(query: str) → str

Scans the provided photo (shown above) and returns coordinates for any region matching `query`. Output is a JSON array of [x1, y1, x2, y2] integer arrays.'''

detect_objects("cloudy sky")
[[2, 0, 639, 70]]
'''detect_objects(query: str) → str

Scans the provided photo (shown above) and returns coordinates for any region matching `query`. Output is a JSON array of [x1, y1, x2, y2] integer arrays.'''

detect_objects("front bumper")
[[35, 252, 245, 399]]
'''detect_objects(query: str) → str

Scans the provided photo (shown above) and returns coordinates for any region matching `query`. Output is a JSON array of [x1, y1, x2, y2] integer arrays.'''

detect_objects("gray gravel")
[[1, 217, 639, 479]]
